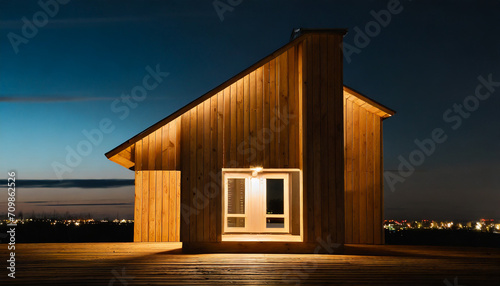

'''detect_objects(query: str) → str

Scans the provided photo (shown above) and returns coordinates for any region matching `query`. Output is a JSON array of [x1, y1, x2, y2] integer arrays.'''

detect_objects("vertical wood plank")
[[305, 37, 315, 242], [162, 171, 169, 241], [334, 35, 345, 244], [288, 46, 297, 168], [223, 87, 231, 167], [177, 119, 182, 170], [135, 141, 142, 171], [269, 58, 277, 167], [141, 171, 149, 242], [295, 44, 301, 170], [203, 100, 211, 242], [236, 78, 244, 167], [359, 107, 367, 244], [142, 138, 149, 170], [352, 103, 360, 244], [256, 66, 264, 167], [249, 71, 257, 167], [319, 35, 329, 240], [180, 115, 190, 242], [134, 171, 142, 241], [345, 99, 353, 243], [243, 74, 250, 167], [299, 39, 308, 242], [263, 62, 270, 169], [155, 130, 162, 170], [217, 91, 224, 242], [148, 134, 156, 170], [169, 121, 177, 170], [176, 171, 181, 241], [326, 35, 339, 242], [209, 96, 218, 242], [161, 125, 169, 170], [197, 104, 205, 242], [366, 112, 375, 244], [380, 122, 385, 244], [189, 109, 198, 242], [148, 171, 156, 241], [169, 171, 177, 241], [155, 171, 162, 242], [278, 51, 289, 168], [374, 118, 382, 244], [312, 35, 322, 240], [230, 84, 237, 166]]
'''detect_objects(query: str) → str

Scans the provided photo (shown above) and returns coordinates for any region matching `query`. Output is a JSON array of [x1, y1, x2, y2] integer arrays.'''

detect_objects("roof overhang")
[[343, 86, 396, 119]]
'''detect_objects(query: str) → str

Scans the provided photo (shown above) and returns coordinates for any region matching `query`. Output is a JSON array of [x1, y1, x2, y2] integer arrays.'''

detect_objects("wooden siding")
[[134, 170, 180, 242], [344, 96, 384, 244], [110, 31, 392, 247], [301, 34, 345, 244], [178, 45, 301, 242], [134, 118, 181, 171]]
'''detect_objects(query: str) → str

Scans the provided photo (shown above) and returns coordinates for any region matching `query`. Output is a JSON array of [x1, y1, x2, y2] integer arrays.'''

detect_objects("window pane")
[[227, 217, 245, 228], [266, 217, 284, 228], [227, 178, 245, 214], [266, 179, 284, 214]]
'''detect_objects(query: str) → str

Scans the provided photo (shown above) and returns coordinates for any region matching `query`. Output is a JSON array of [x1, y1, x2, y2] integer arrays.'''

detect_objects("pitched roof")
[[105, 29, 394, 163]]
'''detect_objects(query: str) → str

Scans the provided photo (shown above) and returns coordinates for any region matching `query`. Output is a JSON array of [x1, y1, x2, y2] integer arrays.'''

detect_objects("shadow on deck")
[[2, 242, 499, 285]]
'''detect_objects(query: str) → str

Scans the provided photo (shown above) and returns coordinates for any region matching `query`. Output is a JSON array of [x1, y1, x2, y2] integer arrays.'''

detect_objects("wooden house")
[[105, 29, 395, 253]]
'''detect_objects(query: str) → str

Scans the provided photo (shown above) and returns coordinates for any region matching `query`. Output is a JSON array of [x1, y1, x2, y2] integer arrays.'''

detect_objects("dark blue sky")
[[1, 0, 499, 220]]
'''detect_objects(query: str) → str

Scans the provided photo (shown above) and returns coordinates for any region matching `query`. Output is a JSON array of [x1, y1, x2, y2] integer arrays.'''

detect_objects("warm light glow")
[[251, 167, 263, 176]]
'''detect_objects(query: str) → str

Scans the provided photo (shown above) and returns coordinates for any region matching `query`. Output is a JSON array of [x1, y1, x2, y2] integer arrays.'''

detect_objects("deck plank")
[[4, 243, 499, 285]]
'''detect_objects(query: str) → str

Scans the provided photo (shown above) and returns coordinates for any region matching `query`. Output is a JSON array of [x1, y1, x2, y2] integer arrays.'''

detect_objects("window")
[[223, 172, 289, 233]]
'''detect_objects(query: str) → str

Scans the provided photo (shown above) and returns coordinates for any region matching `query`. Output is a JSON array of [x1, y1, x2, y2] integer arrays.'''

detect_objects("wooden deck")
[[2, 243, 499, 285]]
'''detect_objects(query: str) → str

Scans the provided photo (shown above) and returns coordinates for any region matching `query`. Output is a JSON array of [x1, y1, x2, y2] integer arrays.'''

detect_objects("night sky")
[[1, 0, 499, 220]]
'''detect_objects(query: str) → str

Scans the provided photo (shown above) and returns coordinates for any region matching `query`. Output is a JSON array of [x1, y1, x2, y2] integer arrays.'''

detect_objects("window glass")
[[227, 217, 245, 227], [266, 217, 284, 228], [266, 179, 284, 214], [227, 178, 245, 214]]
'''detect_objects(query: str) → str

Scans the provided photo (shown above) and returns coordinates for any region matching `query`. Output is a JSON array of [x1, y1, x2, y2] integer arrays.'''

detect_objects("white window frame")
[[260, 173, 289, 233], [223, 173, 250, 233], [223, 171, 289, 234]]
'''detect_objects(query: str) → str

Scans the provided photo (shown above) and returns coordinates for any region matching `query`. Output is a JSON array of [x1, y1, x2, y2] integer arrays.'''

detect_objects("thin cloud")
[[0, 96, 117, 103], [0, 16, 150, 29], [20, 200, 133, 206], [41, 202, 133, 207], [0, 179, 134, 189]]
